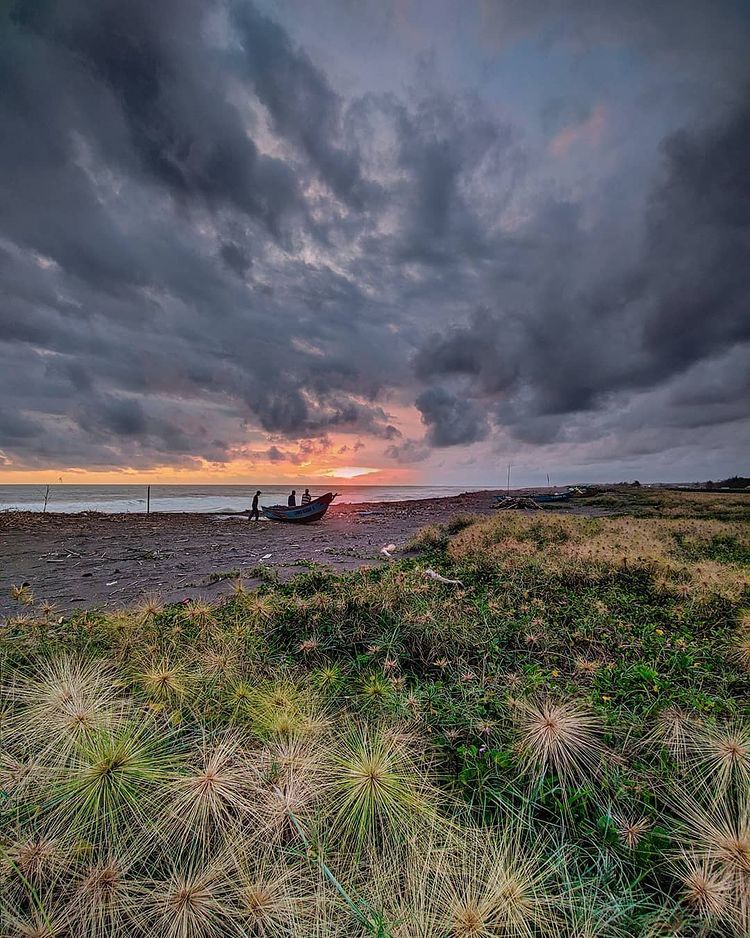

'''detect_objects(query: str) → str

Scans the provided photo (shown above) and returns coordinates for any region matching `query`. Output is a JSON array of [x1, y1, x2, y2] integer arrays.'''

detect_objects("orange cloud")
[[0, 430, 422, 485], [549, 103, 607, 158]]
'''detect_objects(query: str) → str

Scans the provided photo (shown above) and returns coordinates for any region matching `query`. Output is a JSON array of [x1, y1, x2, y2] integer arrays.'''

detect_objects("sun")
[[322, 466, 380, 479]]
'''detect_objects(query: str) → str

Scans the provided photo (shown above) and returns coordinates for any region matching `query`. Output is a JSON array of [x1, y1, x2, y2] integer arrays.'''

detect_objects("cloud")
[[0, 0, 748, 479], [231, 2, 373, 209], [477, 0, 750, 81], [410, 94, 750, 447], [385, 438, 431, 463], [549, 103, 606, 158], [416, 388, 489, 446]]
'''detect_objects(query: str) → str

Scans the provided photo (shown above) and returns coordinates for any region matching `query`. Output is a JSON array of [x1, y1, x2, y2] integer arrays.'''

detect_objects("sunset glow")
[[321, 466, 381, 479], [0, 459, 409, 486]]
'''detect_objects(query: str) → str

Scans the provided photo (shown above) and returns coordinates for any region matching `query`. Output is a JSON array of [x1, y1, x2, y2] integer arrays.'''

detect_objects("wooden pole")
[[146, 485, 150, 515], [507, 463, 511, 494], [42, 484, 50, 514]]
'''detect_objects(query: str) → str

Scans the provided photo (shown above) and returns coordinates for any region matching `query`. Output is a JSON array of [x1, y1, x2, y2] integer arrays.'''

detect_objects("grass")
[[1, 489, 749, 935]]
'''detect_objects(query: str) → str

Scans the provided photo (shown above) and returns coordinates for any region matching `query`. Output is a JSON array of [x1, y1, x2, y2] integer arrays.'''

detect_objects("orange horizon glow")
[[320, 466, 380, 479], [0, 461, 418, 486], [0, 405, 429, 487]]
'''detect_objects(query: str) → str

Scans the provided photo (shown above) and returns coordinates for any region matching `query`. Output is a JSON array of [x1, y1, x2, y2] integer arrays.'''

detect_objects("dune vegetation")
[[1, 491, 749, 936]]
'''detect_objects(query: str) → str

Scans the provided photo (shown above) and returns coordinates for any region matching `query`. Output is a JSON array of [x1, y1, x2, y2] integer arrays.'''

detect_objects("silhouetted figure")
[[288, 490, 297, 507], [301, 488, 311, 505], [250, 490, 261, 521]]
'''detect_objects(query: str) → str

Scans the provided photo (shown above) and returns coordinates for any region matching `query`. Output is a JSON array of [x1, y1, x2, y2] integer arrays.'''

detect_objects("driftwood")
[[424, 568, 464, 587], [494, 496, 543, 511], [380, 543, 397, 559]]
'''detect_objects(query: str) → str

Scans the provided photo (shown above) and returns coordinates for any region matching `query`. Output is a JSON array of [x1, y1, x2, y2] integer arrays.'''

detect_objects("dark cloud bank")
[[0, 0, 748, 475]]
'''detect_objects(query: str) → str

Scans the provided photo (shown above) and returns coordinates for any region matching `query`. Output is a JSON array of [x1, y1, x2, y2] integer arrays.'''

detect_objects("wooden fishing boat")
[[494, 491, 572, 505], [262, 492, 337, 523]]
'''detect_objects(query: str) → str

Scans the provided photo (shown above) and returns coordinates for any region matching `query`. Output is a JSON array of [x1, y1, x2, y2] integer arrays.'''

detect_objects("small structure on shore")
[[495, 496, 543, 510], [495, 487, 583, 509]]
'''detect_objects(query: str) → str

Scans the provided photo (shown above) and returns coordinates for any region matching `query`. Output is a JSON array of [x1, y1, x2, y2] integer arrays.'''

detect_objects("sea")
[[0, 484, 491, 514]]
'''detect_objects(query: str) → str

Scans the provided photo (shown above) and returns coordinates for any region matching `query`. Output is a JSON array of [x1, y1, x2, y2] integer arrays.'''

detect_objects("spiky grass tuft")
[[10, 583, 34, 605], [649, 708, 697, 766], [425, 827, 564, 938], [9, 656, 125, 764], [65, 855, 141, 938], [229, 846, 325, 936], [513, 698, 606, 785], [48, 720, 178, 846], [136, 658, 191, 705], [610, 812, 651, 849], [733, 631, 750, 672], [670, 785, 750, 934], [673, 853, 731, 921], [325, 724, 436, 850], [687, 720, 750, 792], [135, 592, 164, 622], [143, 862, 233, 938], [163, 733, 256, 857], [240, 679, 328, 741]]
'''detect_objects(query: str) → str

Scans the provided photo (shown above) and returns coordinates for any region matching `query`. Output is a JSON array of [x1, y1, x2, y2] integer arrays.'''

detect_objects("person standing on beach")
[[288, 490, 297, 507], [250, 490, 261, 521], [301, 488, 311, 505]]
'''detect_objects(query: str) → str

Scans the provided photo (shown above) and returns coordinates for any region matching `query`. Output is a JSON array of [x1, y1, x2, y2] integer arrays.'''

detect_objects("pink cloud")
[[549, 103, 607, 158]]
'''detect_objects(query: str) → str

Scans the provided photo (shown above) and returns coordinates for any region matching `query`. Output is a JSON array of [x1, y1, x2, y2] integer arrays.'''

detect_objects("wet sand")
[[0, 491, 509, 617]]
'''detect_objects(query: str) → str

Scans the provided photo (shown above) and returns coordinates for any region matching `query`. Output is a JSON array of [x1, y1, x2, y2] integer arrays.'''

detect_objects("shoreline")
[[5, 485, 744, 617], [1, 489, 508, 616], [0, 484, 499, 515]]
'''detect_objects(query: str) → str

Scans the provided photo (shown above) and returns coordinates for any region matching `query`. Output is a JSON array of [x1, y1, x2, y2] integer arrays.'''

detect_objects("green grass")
[[1, 489, 750, 935]]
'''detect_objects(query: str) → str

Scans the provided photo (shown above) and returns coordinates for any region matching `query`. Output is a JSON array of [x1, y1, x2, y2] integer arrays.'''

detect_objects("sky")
[[1, 0, 748, 486]]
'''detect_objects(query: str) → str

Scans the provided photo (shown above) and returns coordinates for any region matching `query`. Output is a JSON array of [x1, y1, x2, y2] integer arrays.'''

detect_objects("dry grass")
[[449, 512, 749, 601]]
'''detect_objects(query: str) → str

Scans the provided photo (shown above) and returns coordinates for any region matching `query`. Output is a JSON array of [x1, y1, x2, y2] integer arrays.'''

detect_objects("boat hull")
[[494, 492, 571, 504], [262, 492, 337, 523]]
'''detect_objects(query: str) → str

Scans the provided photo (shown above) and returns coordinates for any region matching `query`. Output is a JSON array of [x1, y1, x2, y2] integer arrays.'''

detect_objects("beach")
[[0, 490, 509, 616], [2, 487, 748, 933]]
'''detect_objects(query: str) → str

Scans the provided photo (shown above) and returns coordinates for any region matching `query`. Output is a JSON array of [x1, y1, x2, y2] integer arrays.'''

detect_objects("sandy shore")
[[1, 490, 520, 616]]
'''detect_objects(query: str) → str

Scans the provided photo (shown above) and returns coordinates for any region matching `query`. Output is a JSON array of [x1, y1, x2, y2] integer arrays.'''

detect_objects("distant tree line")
[[704, 476, 750, 489]]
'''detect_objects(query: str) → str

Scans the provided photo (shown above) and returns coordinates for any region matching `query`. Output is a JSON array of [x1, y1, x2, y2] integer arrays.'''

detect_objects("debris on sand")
[[424, 568, 464, 587], [380, 543, 397, 559], [494, 496, 543, 511]]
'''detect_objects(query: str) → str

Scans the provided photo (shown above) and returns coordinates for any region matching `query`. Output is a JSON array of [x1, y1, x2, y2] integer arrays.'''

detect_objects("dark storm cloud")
[[412, 94, 750, 448], [265, 445, 298, 464], [0, 408, 42, 441], [5, 0, 303, 261], [414, 308, 516, 395], [641, 99, 750, 367], [0, 0, 409, 468], [1, 0, 748, 474], [231, 2, 372, 209], [390, 95, 512, 264], [219, 242, 252, 277], [415, 388, 489, 447], [385, 438, 431, 464]]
